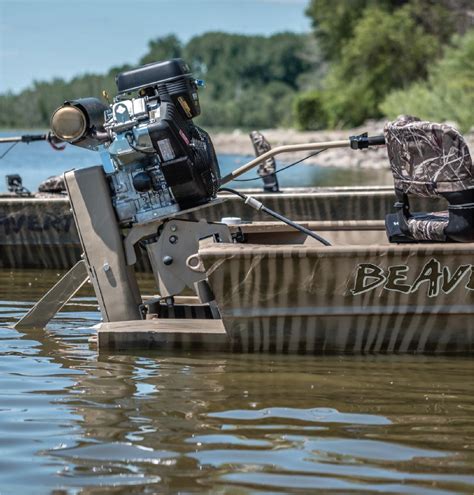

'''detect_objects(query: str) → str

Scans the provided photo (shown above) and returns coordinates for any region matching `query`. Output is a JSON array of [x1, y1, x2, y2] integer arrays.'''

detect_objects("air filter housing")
[[115, 58, 201, 120]]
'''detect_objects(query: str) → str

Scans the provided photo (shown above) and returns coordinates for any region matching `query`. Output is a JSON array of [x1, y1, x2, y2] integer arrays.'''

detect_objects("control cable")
[[233, 148, 328, 183], [219, 186, 331, 246]]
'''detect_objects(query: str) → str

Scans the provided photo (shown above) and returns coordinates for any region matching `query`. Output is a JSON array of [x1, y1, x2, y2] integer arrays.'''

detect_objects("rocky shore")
[[212, 121, 474, 170]]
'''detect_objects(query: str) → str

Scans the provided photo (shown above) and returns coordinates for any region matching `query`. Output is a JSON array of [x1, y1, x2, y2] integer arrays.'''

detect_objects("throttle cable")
[[219, 186, 331, 246]]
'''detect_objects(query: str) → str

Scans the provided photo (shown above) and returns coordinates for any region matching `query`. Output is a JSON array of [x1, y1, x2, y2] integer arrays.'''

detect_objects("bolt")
[[169, 235, 178, 244], [103, 262, 110, 272], [163, 255, 173, 266], [188, 255, 199, 267], [170, 224, 177, 232]]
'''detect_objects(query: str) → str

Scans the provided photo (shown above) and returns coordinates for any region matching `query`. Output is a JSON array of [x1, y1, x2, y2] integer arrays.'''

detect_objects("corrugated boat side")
[[200, 242, 474, 354], [0, 197, 79, 269]]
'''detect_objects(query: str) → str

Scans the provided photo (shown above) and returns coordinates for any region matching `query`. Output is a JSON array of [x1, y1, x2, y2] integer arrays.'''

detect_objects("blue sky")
[[0, 0, 310, 94]]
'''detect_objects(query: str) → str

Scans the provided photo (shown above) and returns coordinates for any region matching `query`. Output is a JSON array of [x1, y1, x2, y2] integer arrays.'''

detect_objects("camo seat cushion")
[[406, 211, 449, 241], [384, 116, 473, 197], [38, 175, 66, 194]]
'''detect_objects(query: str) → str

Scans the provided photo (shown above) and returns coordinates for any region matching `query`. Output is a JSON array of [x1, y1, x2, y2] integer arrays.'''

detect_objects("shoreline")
[[212, 121, 474, 170]]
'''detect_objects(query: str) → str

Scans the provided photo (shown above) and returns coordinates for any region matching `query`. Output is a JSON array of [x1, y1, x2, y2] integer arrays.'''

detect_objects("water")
[[0, 131, 389, 192], [1, 269, 474, 494]]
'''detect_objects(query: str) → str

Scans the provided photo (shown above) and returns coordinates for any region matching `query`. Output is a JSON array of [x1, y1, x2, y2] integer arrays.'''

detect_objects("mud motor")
[[16, 58, 385, 333], [50, 58, 220, 226]]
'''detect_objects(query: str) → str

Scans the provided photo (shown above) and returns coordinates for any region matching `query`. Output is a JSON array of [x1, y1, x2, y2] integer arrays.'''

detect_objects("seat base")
[[385, 211, 449, 243]]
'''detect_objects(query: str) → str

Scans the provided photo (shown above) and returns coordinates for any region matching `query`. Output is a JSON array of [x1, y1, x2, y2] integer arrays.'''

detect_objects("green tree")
[[181, 32, 313, 128], [139, 35, 182, 65], [322, 6, 439, 127], [305, 0, 406, 61], [381, 30, 474, 131], [293, 91, 327, 130]]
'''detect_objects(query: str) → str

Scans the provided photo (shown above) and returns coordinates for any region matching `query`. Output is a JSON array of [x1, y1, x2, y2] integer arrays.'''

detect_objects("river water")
[[1, 132, 472, 493], [0, 131, 390, 193], [1, 270, 474, 494]]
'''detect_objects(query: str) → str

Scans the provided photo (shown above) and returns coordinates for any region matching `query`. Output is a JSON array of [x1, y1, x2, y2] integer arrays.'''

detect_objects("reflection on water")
[[1, 269, 473, 493]]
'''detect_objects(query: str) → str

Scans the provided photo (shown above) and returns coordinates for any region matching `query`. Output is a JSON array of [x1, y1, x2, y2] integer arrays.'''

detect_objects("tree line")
[[0, 0, 472, 131]]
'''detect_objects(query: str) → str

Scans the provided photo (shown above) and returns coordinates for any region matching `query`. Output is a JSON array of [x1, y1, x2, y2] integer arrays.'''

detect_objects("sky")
[[0, 0, 310, 94]]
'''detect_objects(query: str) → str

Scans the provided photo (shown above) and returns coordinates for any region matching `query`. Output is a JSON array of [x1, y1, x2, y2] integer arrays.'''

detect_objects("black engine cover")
[[147, 102, 220, 209]]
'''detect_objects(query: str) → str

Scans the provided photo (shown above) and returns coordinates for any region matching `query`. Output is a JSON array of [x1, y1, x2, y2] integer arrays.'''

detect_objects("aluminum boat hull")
[[97, 221, 474, 354]]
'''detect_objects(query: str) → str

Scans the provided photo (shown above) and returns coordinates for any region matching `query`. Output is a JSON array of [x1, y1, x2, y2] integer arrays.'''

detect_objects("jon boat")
[[15, 117, 474, 354], [0, 185, 442, 270]]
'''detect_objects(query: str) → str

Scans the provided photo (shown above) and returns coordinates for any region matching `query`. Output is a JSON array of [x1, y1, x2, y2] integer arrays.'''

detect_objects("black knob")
[[132, 172, 152, 192], [163, 256, 173, 266]]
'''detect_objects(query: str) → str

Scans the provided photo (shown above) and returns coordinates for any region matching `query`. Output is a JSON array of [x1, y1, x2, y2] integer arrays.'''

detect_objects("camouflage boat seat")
[[384, 116, 474, 243]]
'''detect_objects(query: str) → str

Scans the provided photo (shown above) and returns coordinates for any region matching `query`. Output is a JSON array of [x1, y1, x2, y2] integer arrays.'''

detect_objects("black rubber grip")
[[368, 135, 385, 146], [21, 134, 47, 143]]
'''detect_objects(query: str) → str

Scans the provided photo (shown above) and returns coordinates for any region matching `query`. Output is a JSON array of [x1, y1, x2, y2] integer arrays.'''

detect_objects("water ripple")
[[0, 269, 472, 493], [207, 406, 392, 425]]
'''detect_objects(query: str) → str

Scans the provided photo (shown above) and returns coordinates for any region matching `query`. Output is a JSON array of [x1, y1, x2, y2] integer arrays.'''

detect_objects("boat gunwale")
[[222, 304, 474, 318], [0, 196, 70, 204], [218, 190, 396, 199], [228, 220, 386, 232], [199, 241, 474, 257], [0, 185, 398, 204]]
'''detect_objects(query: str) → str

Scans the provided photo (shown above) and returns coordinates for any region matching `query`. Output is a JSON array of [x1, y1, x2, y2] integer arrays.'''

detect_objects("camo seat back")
[[38, 175, 66, 194], [384, 116, 474, 243], [384, 116, 473, 198]]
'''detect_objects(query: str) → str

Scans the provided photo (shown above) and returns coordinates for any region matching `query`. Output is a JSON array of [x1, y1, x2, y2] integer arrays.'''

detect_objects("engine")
[[50, 59, 220, 226]]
